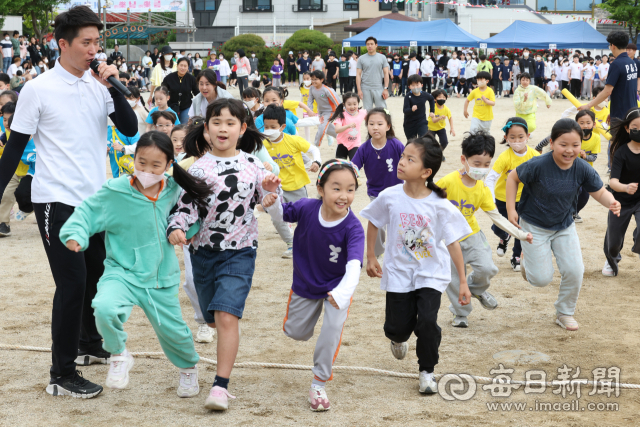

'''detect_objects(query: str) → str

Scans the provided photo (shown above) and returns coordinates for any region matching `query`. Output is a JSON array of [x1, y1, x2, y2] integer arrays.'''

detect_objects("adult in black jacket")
[[519, 49, 536, 78], [110, 44, 123, 62], [162, 57, 199, 124], [437, 51, 449, 69], [27, 37, 42, 65]]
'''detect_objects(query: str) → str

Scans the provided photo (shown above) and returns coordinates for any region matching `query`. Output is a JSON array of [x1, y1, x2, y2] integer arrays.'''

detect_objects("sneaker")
[[452, 315, 468, 328], [309, 385, 331, 411], [105, 352, 134, 389], [204, 386, 235, 411], [555, 314, 579, 331], [496, 235, 510, 257], [602, 260, 615, 277], [75, 347, 111, 366], [282, 246, 293, 259], [390, 340, 408, 360], [419, 371, 438, 394], [177, 366, 200, 398], [0, 222, 11, 237], [472, 291, 498, 310], [195, 324, 215, 343], [14, 210, 32, 221], [573, 213, 583, 223], [46, 370, 103, 398], [510, 256, 521, 272]]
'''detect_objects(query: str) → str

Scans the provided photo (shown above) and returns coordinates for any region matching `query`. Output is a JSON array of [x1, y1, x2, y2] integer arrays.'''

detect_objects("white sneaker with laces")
[[419, 371, 438, 394], [14, 210, 32, 221], [195, 324, 215, 343], [602, 260, 615, 277], [308, 385, 331, 411], [555, 314, 579, 331], [282, 246, 293, 259], [390, 341, 408, 360], [177, 366, 200, 397], [105, 352, 134, 389]]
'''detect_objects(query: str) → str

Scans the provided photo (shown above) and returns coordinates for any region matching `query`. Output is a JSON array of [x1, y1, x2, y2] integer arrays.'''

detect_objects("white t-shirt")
[[569, 62, 583, 80], [408, 59, 420, 76], [95, 52, 107, 63], [583, 64, 595, 80], [119, 63, 128, 72], [560, 65, 570, 81], [142, 55, 153, 68], [348, 58, 357, 77], [447, 58, 461, 78], [12, 60, 115, 207], [547, 80, 559, 92], [599, 62, 610, 79], [7, 63, 18, 78], [360, 184, 472, 293]]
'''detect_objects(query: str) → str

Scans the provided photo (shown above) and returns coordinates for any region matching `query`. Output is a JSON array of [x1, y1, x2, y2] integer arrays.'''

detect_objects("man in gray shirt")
[[356, 36, 389, 111]]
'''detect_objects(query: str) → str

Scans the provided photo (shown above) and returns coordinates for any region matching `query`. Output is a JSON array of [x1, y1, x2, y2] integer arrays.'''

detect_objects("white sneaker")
[[177, 366, 200, 397], [390, 341, 408, 360], [282, 246, 293, 259], [419, 371, 438, 394], [105, 352, 134, 389], [14, 210, 32, 221], [602, 260, 615, 277], [195, 324, 215, 343], [452, 315, 468, 328]]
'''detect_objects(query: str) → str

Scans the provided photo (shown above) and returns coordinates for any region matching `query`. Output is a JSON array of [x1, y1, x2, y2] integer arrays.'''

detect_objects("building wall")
[[358, 0, 408, 19], [1, 16, 23, 34]]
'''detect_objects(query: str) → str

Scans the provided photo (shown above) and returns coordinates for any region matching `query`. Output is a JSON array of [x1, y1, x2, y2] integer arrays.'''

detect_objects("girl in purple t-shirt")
[[271, 59, 283, 88], [351, 108, 405, 256], [263, 160, 365, 412], [329, 92, 367, 160]]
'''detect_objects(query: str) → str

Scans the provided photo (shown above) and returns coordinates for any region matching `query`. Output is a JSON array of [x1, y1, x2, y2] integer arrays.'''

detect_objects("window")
[[555, 0, 573, 10], [195, 0, 215, 11], [243, 0, 272, 11], [299, 0, 322, 11], [379, 0, 404, 11], [575, 0, 600, 10], [536, 0, 554, 10], [344, 0, 358, 10]]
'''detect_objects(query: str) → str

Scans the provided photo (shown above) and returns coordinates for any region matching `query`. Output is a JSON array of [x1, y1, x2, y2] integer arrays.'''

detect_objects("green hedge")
[[221, 34, 277, 74], [280, 29, 334, 58]]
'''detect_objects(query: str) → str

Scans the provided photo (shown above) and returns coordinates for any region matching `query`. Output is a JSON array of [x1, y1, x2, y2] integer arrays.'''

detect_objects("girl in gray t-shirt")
[[311, 54, 325, 72]]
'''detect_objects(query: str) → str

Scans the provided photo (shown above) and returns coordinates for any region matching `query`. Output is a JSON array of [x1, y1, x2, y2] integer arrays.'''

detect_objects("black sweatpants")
[[432, 128, 449, 150], [339, 77, 349, 94], [336, 144, 359, 160], [33, 202, 105, 378], [326, 76, 337, 91], [492, 199, 521, 258], [570, 78, 582, 99], [14, 174, 33, 213], [287, 66, 297, 84], [348, 76, 356, 92], [384, 288, 442, 373], [422, 76, 432, 93], [404, 121, 430, 141], [603, 199, 640, 276]]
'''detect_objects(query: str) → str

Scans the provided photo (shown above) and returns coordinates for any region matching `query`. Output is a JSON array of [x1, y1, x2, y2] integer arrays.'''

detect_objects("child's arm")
[[297, 101, 313, 115], [403, 93, 414, 114], [481, 94, 496, 106], [167, 189, 201, 245], [589, 186, 621, 216], [447, 241, 471, 305], [327, 260, 361, 310], [609, 178, 638, 195], [484, 209, 532, 243], [334, 120, 356, 134], [365, 221, 382, 278], [505, 169, 522, 227], [534, 85, 552, 108], [448, 115, 455, 136], [484, 170, 500, 200], [463, 99, 470, 118], [59, 188, 107, 252], [254, 145, 280, 176]]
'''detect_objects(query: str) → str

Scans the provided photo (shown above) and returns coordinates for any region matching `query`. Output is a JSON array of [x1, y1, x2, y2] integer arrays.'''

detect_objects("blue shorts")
[[191, 246, 256, 321]]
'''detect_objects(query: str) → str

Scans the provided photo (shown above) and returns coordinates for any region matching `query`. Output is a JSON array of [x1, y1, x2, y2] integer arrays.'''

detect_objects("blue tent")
[[481, 21, 609, 49], [342, 19, 481, 48]]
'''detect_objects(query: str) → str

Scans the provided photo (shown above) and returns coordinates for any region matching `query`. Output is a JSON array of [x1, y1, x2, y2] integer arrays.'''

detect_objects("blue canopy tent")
[[342, 19, 481, 48], [481, 21, 609, 49]]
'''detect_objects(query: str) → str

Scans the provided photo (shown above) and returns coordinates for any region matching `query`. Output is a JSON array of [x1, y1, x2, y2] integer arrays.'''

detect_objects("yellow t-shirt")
[[428, 104, 451, 132], [581, 132, 601, 167], [263, 133, 310, 192], [299, 86, 318, 114], [467, 87, 495, 122], [436, 171, 495, 240], [283, 100, 299, 116], [492, 146, 540, 202]]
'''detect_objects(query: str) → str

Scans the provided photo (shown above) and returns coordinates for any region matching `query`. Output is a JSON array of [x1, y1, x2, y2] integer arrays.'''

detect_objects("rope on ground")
[[3, 343, 640, 389]]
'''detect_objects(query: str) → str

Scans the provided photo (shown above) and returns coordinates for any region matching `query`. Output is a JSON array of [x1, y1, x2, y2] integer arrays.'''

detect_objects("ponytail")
[[238, 125, 264, 154], [329, 103, 346, 123], [171, 162, 213, 210], [183, 122, 210, 158], [426, 179, 447, 199]]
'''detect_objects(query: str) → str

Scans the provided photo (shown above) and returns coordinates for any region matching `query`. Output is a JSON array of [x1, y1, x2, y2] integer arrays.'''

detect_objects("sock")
[[312, 376, 326, 389], [213, 375, 229, 390]]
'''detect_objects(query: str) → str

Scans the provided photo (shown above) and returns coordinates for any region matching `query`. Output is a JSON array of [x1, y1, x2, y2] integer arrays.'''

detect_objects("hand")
[[546, 104, 551, 109], [327, 293, 340, 309], [91, 62, 118, 88], [428, 112, 435, 119], [318, 115, 325, 124], [112, 141, 124, 152], [261, 174, 281, 193], [525, 232, 533, 244], [366, 256, 383, 278], [66, 239, 82, 252], [523, 93, 529, 101], [463, 110, 469, 119], [307, 111, 317, 117], [507, 209, 521, 229], [481, 96, 489, 104], [309, 162, 320, 173], [382, 88, 389, 100], [263, 161, 273, 172], [168, 229, 187, 245], [577, 103, 591, 111], [626, 183, 638, 195], [412, 105, 417, 111], [358, 90, 363, 100], [610, 200, 621, 216], [580, 150, 586, 159], [450, 129, 456, 137], [458, 282, 472, 306], [261, 192, 278, 208], [148, 97, 154, 107], [350, 122, 357, 129]]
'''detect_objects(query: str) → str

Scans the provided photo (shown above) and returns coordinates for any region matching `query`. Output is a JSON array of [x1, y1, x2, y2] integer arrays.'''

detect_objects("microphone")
[[90, 60, 132, 97]]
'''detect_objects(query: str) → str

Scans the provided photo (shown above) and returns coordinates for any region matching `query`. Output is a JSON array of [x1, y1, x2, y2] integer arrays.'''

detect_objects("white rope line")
[[3, 343, 640, 389]]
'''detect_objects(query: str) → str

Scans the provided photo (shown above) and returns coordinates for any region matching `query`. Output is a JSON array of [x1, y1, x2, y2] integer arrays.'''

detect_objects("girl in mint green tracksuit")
[[60, 131, 212, 397]]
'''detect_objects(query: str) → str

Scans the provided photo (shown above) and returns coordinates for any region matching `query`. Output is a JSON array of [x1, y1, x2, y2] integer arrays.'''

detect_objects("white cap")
[[289, 51, 293, 54]]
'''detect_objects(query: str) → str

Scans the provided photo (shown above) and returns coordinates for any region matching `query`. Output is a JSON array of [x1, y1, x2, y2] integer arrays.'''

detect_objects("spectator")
[[356, 37, 389, 110], [249, 51, 259, 80], [421, 52, 435, 93], [141, 50, 152, 83], [95, 47, 107, 64], [7, 56, 21, 79], [207, 52, 220, 80], [325, 51, 339, 91], [348, 52, 357, 93], [296, 50, 312, 84], [519, 48, 536, 76], [147, 45, 177, 107], [626, 43, 640, 73], [235, 48, 251, 98], [285, 51, 296, 87], [0, 33, 13, 73], [10, 31, 19, 54], [110, 44, 123, 63], [311, 52, 325, 72], [192, 52, 203, 78], [162, 57, 198, 124], [150, 47, 159, 65]]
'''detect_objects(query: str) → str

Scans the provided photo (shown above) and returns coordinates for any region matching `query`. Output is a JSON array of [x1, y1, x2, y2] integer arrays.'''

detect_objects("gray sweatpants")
[[272, 186, 308, 245], [313, 112, 337, 147], [446, 231, 499, 317], [182, 246, 205, 324], [283, 290, 350, 382], [362, 88, 387, 112], [369, 195, 386, 257]]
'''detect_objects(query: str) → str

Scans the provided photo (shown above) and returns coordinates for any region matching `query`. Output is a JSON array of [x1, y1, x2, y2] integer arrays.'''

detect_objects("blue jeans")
[[401, 76, 408, 95], [220, 76, 228, 84], [2, 57, 10, 73], [179, 108, 190, 124]]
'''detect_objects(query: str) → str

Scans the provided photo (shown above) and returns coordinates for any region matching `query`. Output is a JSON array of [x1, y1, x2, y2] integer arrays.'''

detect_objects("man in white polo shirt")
[[0, 5, 138, 399]]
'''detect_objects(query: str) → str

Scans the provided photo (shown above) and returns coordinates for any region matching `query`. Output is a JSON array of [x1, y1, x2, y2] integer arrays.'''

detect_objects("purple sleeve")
[[282, 199, 304, 223], [351, 143, 366, 170], [346, 220, 365, 265]]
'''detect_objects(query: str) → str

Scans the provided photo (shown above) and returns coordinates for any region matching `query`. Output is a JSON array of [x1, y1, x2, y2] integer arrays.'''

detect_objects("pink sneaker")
[[308, 386, 330, 411], [204, 386, 235, 411]]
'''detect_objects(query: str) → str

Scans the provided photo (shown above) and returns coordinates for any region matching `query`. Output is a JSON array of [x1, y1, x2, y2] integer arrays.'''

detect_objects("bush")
[[280, 29, 334, 59], [221, 34, 276, 73]]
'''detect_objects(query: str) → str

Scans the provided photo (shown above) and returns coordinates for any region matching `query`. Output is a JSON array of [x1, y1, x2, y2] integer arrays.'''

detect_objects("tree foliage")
[[280, 29, 334, 58], [600, 0, 640, 41], [222, 33, 277, 73]]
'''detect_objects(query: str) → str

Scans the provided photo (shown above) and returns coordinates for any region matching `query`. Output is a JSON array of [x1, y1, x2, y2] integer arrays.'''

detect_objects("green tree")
[[600, 0, 640, 41], [222, 33, 276, 73], [280, 29, 334, 58], [0, 0, 28, 29]]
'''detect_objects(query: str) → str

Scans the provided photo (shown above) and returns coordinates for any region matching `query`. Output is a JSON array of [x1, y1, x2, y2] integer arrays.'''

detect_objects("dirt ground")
[[1, 84, 639, 427]]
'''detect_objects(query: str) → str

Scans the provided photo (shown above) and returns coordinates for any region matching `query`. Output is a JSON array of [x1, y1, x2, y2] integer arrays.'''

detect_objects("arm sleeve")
[[360, 194, 389, 229], [329, 259, 362, 310], [307, 89, 315, 110], [166, 189, 200, 237], [427, 94, 435, 114], [485, 170, 500, 200], [305, 143, 321, 163], [535, 135, 551, 152], [351, 145, 364, 170], [485, 209, 529, 241], [59, 188, 107, 250], [254, 145, 280, 176], [585, 153, 598, 163], [0, 131, 31, 196], [108, 87, 138, 137], [582, 164, 604, 193], [124, 142, 137, 156]]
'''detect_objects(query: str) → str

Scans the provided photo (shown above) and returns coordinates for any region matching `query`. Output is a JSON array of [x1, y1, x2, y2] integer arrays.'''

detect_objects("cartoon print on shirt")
[[218, 175, 255, 204], [329, 245, 341, 263], [213, 159, 246, 176], [450, 199, 477, 218], [386, 158, 394, 172], [397, 212, 435, 260]]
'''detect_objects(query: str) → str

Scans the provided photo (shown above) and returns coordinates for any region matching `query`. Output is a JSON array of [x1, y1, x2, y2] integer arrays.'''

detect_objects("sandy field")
[[1, 84, 639, 426]]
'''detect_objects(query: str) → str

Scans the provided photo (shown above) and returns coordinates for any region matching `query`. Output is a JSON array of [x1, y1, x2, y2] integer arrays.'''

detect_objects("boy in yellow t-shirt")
[[262, 105, 322, 258], [463, 71, 495, 134], [436, 132, 531, 328], [428, 89, 456, 158]]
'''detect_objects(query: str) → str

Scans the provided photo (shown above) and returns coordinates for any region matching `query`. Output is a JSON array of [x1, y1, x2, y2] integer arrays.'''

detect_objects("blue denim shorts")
[[190, 247, 256, 322]]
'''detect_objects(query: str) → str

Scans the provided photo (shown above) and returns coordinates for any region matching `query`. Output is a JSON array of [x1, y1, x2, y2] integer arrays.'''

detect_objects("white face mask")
[[244, 99, 255, 109], [387, 58, 392, 62], [465, 159, 491, 181], [188, 55, 192, 59], [509, 141, 528, 152], [404, 56, 408, 59], [127, 99, 137, 107], [4, 37, 8, 41], [303, 80, 311, 87], [251, 54, 255, 58], [164, 55, 173, 61], [262, 128, 281, 142], [523, 52, 529, 58], [134, 166, 165, 189], [426, 56, 430, 59]]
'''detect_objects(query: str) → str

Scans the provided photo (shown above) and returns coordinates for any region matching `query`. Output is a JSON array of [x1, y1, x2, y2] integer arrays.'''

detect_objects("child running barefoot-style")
[[485, 117, 540, 270], [437, 132, 532, 328], [328, 92, 367, 160], [167, 98, 283, 411], [507, 118, 621, 331], [361, 135, 472, 394], [428, 89, 456, 160], [602, 108, 640, 277], [352, 108, 404, 257], [262, 159, 365, 411], [60, 131, 213, 397]]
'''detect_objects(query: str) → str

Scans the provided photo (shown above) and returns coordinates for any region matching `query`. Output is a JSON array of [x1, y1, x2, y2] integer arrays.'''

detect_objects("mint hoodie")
[[60, 174, 182, 289]]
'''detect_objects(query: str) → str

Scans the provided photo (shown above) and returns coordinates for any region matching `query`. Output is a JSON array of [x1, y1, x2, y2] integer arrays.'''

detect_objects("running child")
[[145, 86, 180, 132], [464, 71, 495, 133], [60, 131, 212, 397], [300, 71, 319, 141], [351, 108, 404, 257], [572, 110, 601, 223], [507, 118, 621, 331], [437, 131, 532, 328], [485, 117, 540, 270], [308, 70, 341, 147], [403, 74, 435, 140], [167, 98, 283, 410], [513, 72, 552, 134], [328, 92, 367, 160], [241, 87, 263, 116], [361, 135, 472, 394], [262, 159, 364, 411], [171, 124, 187, 162], [428, 89, 456, 159], [602, 108, 640, 277], [254, 86, 299, 134]]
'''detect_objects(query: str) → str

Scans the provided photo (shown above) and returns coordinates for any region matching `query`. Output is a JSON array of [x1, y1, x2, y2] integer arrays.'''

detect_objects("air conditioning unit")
[[449, 5, 456, 13]]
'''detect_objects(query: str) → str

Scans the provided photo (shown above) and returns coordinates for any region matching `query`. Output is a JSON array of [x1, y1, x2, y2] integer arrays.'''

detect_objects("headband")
[[502, 120, 528, 134], [626, 108, 640, 119], [316, 160, 360, 185]]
